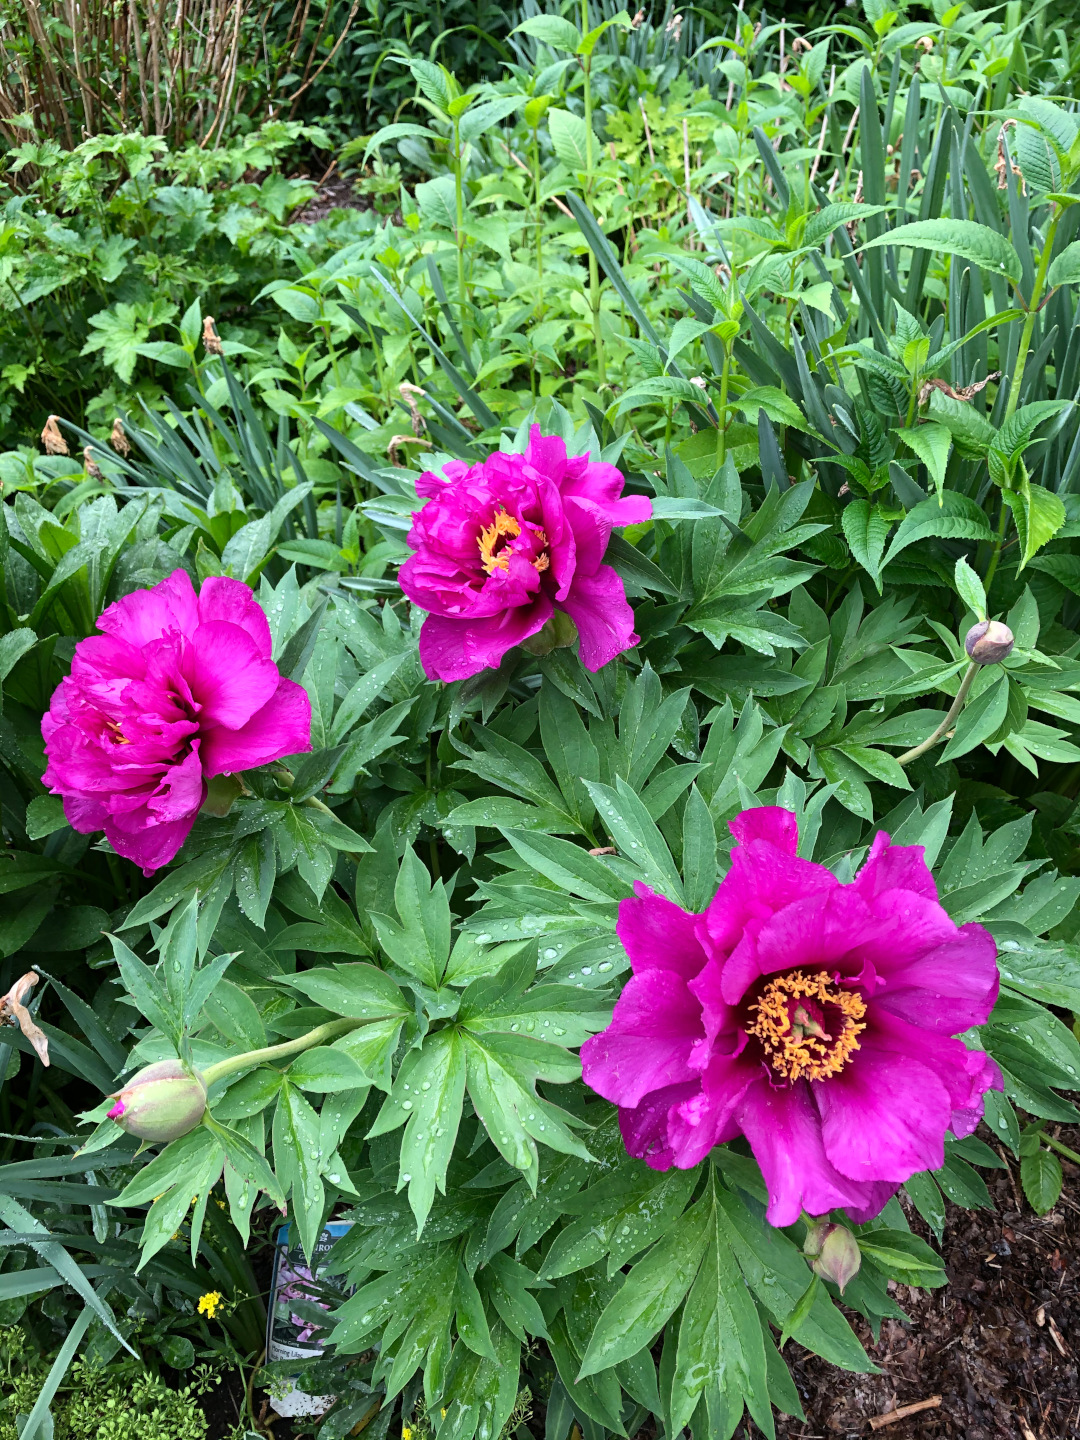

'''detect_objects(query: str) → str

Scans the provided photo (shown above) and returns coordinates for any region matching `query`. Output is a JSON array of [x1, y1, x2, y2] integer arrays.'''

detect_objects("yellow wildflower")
[[402, 1428, 413, 1440], [198, 1290, 223, 1319]]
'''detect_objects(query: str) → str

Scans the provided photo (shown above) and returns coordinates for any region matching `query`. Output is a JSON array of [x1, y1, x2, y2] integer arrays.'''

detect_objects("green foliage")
[[9, 2, 1080, 1438]]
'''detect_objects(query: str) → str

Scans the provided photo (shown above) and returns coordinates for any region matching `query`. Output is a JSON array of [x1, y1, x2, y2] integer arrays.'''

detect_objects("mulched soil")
[[199, 1126, 1080, 1440], [290, 171, 371, 225], [760, 1126, 1080, 1440]]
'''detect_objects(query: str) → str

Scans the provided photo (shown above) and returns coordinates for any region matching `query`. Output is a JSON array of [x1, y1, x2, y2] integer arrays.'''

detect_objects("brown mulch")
[[290, 173, 371, 225], [763, 1132, 1080, 1440]]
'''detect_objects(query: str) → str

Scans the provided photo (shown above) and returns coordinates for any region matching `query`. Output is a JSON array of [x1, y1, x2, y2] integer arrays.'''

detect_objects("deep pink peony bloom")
[[581, 807, 1002, 1226], [41, 570, 311, 874], [399, 426, 652, 682]]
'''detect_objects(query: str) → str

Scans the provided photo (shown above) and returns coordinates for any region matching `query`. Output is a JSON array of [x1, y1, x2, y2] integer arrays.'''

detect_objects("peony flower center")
[[746, 970, 866, 1083], [478, 508, 549, 575]]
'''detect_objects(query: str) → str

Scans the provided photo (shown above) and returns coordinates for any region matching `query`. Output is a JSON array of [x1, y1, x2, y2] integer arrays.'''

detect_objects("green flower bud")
[[108, 1060, 207, 1143], [519, 609, 579, 657], [964, 620, 1014, 666], [803, 1221, 861, 1294]]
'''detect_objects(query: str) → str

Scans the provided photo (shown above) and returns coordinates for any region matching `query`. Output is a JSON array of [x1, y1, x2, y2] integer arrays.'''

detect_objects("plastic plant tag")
[[265, 1221, 354, 1418]]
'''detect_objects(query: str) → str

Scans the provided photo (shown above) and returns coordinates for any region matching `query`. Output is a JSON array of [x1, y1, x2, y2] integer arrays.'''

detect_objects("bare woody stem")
[[896, 662, 979, 767], [200, 1018, 362, 1087]]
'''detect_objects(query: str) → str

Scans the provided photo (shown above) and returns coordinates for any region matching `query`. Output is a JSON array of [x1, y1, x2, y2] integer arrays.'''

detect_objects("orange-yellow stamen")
[[105, 719, 129, 745], [746, 971, 865, 1083], [478, 510, 522, 573], [478, 511, 550, 574]]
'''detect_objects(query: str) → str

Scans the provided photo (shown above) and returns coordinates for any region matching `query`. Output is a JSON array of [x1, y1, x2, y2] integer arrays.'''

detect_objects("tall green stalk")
[[984, 204, 1062, 592], [533, 121, 544, 319], [453, 111, 470, 350], [581, 0, 605, 387]]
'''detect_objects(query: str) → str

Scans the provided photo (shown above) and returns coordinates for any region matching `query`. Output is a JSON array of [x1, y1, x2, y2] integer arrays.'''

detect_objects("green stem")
[[1004, 207, 1061, 424], [581, 0, 604, 387], [533, 124, 544, 320], [982, 497, 1010, 596], [1041, 1131, 1080, 1168], [896, 661, 978, 766], [201, 1019, 362, 1087], [717, 343, 731, 464], [453, 113, 469, 349]]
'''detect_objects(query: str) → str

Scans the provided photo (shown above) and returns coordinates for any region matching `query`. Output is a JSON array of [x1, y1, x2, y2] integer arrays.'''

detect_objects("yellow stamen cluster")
[[746, 971, 865, 1083], [478, 510, 549, 574], [478, 510, 522, 573]]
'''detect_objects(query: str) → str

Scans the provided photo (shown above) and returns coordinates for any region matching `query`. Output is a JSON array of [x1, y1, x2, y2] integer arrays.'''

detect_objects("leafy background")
[[5, 1, 1080, 1438]]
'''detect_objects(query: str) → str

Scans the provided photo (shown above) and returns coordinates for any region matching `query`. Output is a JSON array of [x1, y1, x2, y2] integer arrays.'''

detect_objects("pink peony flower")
[[581, 807, 1002, 1226], [399, 426, 652, 682], [41, 570, 311, 874]]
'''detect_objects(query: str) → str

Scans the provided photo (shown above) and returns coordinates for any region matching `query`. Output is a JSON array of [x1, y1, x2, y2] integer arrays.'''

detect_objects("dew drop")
[[421, 1081, 431, 1091], [477, 934, 492, 944], [401, 1173, 412, 1183], [598, 961, 612, 973], [543, 947, 558, 960], [581, 966, 592, 976], [402, 1100, 413, 1110]]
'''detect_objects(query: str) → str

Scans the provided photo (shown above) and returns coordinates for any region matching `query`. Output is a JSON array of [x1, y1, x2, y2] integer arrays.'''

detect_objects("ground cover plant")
[[6, 2, 1080, 1438]]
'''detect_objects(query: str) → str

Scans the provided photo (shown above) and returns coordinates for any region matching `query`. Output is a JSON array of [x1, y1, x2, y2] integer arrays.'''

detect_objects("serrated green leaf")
[[862, 219, 1022, 286]]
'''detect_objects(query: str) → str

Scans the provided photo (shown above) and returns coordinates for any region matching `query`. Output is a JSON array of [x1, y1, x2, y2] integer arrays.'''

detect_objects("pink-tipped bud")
[[107, 1060, 207, 1143], [804, 1221, 861, 1294], [965, 620, 1014, 666]]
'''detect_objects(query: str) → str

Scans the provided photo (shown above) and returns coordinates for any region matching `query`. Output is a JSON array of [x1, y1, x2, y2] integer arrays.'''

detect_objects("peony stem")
[[200, 1018, 362, 1087], [896, 662, 978, 767], [1041, 1131, 1080, 1168]]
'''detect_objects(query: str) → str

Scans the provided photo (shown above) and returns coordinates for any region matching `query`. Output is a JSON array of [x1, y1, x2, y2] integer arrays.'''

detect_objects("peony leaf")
[[577, 1196, 711, 1378]]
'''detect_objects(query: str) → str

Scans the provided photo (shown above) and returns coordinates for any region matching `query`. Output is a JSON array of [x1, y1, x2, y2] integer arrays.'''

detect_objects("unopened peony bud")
[[108, 1060, 207, 1142], [965, 620, 1014, 666], [804, 1221, 861, 1293]]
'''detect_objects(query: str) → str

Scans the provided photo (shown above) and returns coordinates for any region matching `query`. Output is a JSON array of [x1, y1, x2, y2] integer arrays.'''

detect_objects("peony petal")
[[616, 884, 709, 980], [580, 970, 703, 1109], [872, 914, 999, 1032], [664, 1051, 758, 1168], [686, 956, 744, 1065], [106, 810, 198, 875], [715, 870, 854, 1005], [618, 1081, 700, 1171], [62, 795, 109, 833], [729, 806, 799, 853], [861, 1007, 1002, 1137], [816, 1038, 954, 1183], [199, 677, 312, 776], [196, 576, 273, 658], [706, 839, 837, 978], [558, 565, 639, 672], [97, 569, 199, 646], [417, 598, 553, 682], [184, 621, 281, 730], [736, 1080, 897, 1226], [853, 830, 938, 902]]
